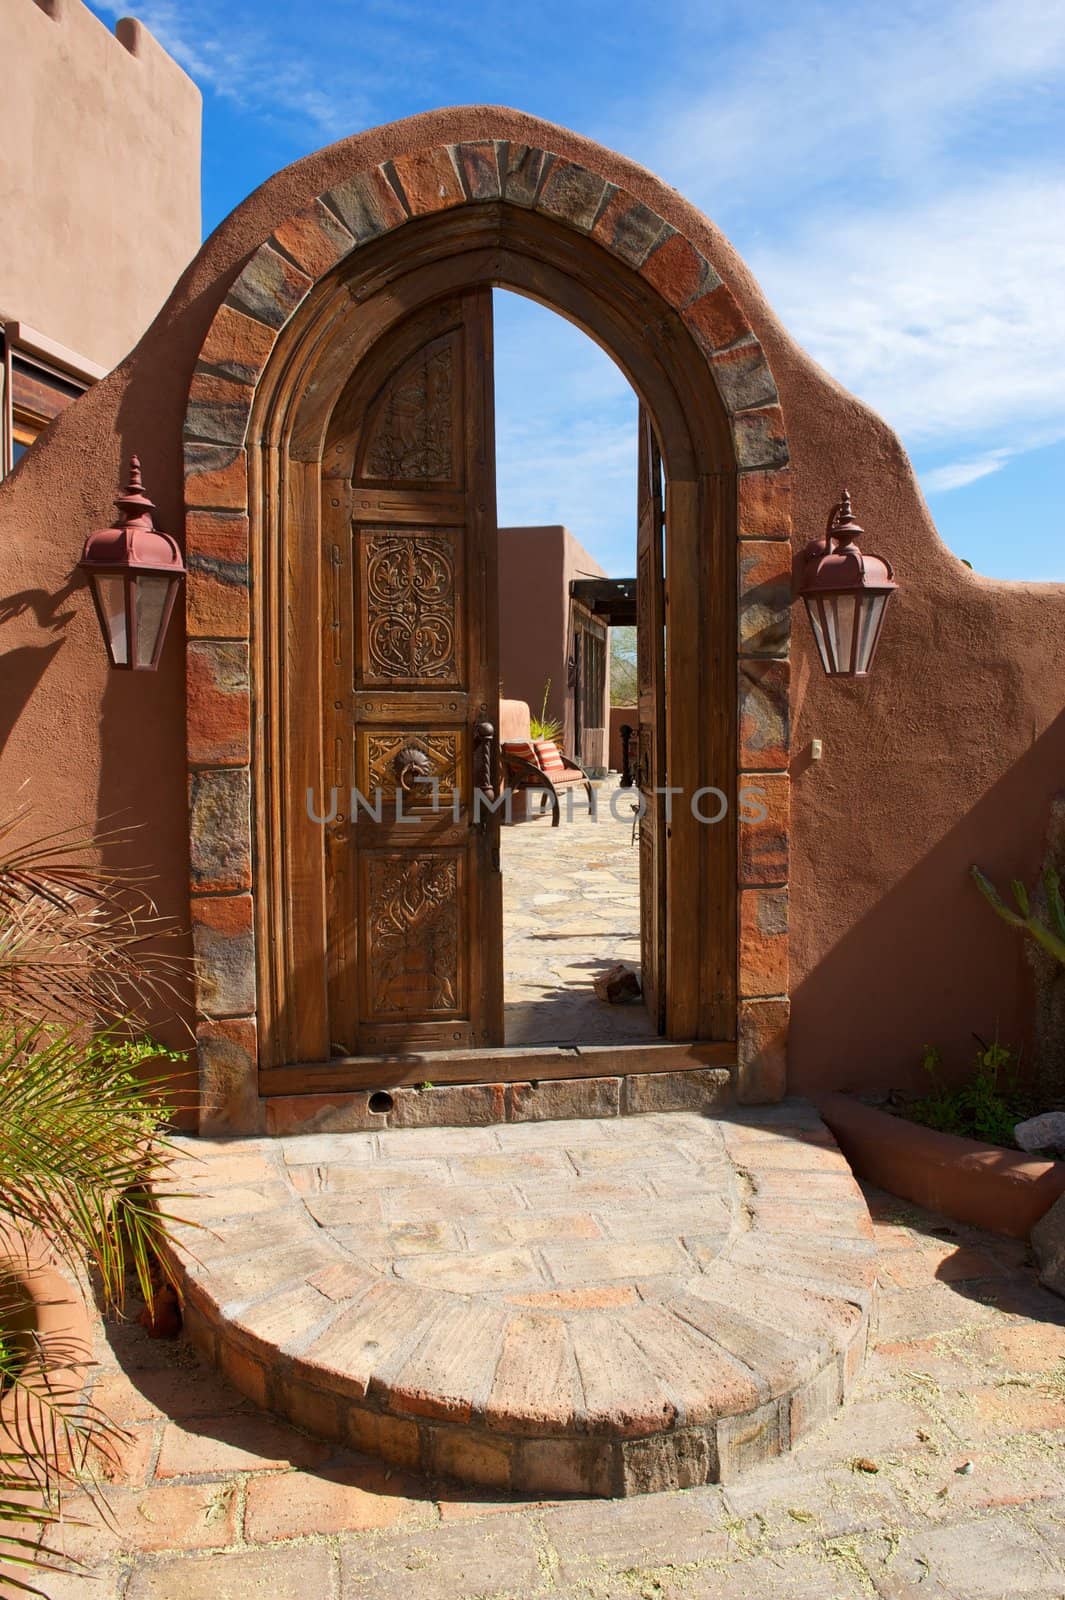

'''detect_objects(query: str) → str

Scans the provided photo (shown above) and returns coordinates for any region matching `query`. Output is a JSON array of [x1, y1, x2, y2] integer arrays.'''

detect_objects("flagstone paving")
[[48, 1179, 1065, 1598], [502, 777, 655, 1047]]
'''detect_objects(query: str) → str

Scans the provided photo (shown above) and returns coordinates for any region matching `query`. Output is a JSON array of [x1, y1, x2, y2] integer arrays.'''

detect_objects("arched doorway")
[[183, 134, 792, 1122]]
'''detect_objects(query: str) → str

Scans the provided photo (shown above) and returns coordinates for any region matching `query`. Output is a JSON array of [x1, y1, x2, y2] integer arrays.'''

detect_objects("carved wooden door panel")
[[323, 291, 503, 1056], [636, 404, 667, 1033]]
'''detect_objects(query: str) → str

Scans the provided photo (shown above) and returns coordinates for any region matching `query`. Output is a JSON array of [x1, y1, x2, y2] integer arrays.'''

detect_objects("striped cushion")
[[503, 740, 541, 768], [534, 740, 574, 776], [533, 739, 565, 771]]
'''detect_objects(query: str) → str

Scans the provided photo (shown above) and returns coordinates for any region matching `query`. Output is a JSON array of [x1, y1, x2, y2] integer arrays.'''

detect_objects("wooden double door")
[[321, 287, 666, 1059]]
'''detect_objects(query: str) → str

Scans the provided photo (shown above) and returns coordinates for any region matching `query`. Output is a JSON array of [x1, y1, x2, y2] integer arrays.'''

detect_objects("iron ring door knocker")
[[392, 744, 434, 802]]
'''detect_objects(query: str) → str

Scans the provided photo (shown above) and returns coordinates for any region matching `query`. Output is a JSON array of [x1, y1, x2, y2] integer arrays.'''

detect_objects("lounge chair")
[[501, 736, 593, 825]]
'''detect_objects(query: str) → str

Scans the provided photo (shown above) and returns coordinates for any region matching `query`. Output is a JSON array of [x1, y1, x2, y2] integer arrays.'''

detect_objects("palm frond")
[[0, 809, 189, 1032], [0, 1024, 187, 1313]]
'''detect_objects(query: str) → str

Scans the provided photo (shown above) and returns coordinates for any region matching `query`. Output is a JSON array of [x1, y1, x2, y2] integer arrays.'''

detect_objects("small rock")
[[593, 962, 642, 1004], [1013, 1111, 1065, 1155], [955, 1460, 974, 1475], [1031, 1188, 1065, 1298]]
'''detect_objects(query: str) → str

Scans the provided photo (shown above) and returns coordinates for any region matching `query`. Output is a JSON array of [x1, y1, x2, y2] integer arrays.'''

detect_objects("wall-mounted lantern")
[[79, 456, 185, 671], [800, 490, 897, 677]]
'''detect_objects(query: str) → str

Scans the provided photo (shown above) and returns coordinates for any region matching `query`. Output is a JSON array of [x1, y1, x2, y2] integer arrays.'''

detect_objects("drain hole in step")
[[368, 1091, 394, 1115]]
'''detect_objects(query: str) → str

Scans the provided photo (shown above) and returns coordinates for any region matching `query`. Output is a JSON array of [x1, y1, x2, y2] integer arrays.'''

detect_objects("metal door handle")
[[473, 720, 496, 803], [392, 743, 433, 794]]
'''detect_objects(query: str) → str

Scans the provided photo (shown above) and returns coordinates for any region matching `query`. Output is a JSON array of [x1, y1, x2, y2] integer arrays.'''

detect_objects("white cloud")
[[629, 0, 1065, 511], [746, 171, 1065, 454], [640, 0, 1065, 213], [96, 0, 1065, 551], [921, 451, 1015, 494], [95, 1, 374, 136]]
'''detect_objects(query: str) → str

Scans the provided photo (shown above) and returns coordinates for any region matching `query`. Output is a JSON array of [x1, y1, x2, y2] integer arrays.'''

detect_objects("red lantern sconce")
[[799, 489, 897, 678], [79, 457, 185, 671]]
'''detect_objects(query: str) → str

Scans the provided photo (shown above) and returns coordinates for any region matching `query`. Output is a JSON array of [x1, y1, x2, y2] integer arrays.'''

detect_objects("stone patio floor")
[[48, 1183, 1065, 1597], [502, 777, 655, 1047]]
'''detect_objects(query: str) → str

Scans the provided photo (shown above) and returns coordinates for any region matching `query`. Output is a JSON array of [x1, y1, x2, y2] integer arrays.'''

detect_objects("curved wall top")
[[2, 107, 1064, 1122]]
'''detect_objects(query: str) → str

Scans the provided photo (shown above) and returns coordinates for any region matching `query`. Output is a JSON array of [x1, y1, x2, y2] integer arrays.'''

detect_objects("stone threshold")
[[260, 1039, 736, 1096], [259, 1065, 735, 1137]]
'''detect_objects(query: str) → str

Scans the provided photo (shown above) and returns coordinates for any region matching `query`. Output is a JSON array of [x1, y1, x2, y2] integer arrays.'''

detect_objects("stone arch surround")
[[182, 133, 793, 1134]]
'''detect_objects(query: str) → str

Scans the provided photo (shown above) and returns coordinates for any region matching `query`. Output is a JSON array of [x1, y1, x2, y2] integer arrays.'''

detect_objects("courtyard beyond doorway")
[[502, 776, 657, 1047]]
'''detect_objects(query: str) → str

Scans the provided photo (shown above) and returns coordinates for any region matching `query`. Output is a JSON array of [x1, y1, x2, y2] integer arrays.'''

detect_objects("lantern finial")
[[114, 454, 156, 523]]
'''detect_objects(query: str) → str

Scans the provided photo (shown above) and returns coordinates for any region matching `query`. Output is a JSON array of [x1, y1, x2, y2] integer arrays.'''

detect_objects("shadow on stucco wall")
[[790, 706, 1065, 1099]]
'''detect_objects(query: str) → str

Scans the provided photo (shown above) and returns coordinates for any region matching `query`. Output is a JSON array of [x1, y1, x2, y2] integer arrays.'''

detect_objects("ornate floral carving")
[[366, 855, 460, 1014], [363, 342, 454, 482], [362, 531, 457, 682], [365, 731, 460, 803]]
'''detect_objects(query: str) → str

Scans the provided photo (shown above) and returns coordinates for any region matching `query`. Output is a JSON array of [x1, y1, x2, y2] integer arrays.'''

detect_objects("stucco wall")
[[498, 526, 568, 729], [0, 105, 1062, 1104], [498, 524, 608, 757], [2, 0, 201, 371]]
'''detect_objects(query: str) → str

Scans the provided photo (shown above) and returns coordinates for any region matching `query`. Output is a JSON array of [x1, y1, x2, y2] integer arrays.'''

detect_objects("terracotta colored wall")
[[498, 526, 567, 728], [498, 525, 608, 759], [2, 0, 201, 371], [2, 105, 1063, 1107]]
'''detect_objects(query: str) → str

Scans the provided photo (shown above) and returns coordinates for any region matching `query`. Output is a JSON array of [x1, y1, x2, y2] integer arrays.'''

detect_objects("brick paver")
[[36, 1184, 1065, 1597], [157, 1109, 875, 1495]]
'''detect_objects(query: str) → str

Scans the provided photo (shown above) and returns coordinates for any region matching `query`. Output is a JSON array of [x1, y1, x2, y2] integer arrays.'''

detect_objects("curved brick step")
[[159, 1105, 876, 1497]]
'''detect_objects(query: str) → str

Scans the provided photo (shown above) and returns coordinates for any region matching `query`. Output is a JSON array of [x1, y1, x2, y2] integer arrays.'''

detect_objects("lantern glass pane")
[[831, 593, 861, 674], [855, 593, 888, 674], [92, 574, 129, 666], [133, 575, 173, 668], [803, 596, 833, 674]]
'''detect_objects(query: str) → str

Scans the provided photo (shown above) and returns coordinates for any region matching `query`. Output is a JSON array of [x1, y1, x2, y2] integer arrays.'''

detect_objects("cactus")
[[971, 865, 1065, 966]]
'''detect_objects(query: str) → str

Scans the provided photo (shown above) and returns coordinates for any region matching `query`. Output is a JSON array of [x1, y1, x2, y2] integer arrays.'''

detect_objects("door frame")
[[183, 144, 793, 1128]]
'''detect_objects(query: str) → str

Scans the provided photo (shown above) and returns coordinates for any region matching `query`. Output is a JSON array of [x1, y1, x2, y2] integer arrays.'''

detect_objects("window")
[[12, 406, 47, 465], [1, 327, 97, 476]]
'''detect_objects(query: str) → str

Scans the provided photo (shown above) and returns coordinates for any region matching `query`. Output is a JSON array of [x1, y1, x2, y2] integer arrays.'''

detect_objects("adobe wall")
[[1, 0, 201, 371], [498, 524, 610, 757], [1, 105, 1062, 1104], [498, 526, 570, 729]]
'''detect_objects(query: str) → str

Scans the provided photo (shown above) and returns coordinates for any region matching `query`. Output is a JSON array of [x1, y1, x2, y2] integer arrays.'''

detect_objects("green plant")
[[0, 810, 185, 1030], [610, 626, 638, 706], [0, 1024, 185, 1594], [972, 864, 1065, 966], [0, 1270, 129, 1598], [529, 679, 563, 743], [905, 1036, 1032, 1147], [0, 813, 188, 1594]]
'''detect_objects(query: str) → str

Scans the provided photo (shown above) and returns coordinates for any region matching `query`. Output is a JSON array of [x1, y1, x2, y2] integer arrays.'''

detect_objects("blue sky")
[[93, 0, 1065, 579]]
